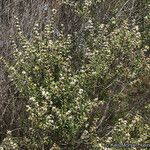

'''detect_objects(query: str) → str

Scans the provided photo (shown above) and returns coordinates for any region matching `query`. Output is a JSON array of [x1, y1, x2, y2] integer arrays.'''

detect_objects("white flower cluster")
[[40, 87, 50, 100], [84, 0, 92, 7], [79, 88, 84, 94], [70, 78, 77, 85], [0, 131, 18, 149]]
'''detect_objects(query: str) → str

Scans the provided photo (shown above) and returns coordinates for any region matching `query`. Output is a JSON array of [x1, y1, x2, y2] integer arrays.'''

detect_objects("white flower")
[[125, 133, 130, 137], [46, 116, 54, 124], [135, 25, 139, 31], [7, 130, 12, 135], [70, 81, 75, 85], [10, 66, 15, 71], [29, 97, 36, 101], [41, 87, 49, 98], [26, 105, 32, 111], [52, 9, 57, 14], [107, 137, 112, 141], [49, 100, 53, 105], [22, 71, 26, 74], [66, 110, 71, 115], [79, 89, 84, 94], [68, 116, 73, 120], [92, 71, 97, 75], [81, 130, 89, 139], [70, 79, 77, 85], [134, 115, 140, 122], [42, 90, 46, 96], [94, 97, 98, 101], [52, 106, 57, 112], [100, 24, 105, 29]]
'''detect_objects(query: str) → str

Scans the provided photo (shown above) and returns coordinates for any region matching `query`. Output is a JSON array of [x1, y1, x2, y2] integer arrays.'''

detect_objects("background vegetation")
[[0, 0, 150, 149]]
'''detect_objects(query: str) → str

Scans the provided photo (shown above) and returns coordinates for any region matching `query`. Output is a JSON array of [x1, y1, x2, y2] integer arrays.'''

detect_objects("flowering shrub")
[[2, 12, 150, 150], [0, 131, 18, 150]]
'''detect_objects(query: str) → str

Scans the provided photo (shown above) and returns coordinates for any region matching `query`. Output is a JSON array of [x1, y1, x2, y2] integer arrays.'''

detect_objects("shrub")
[[2, 15, 150, 149]]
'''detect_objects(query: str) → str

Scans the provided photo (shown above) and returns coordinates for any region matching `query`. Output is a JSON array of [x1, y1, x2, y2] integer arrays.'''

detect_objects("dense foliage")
[[0, 1, 150, 150]]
